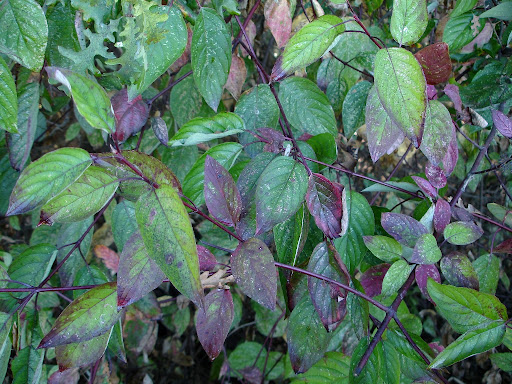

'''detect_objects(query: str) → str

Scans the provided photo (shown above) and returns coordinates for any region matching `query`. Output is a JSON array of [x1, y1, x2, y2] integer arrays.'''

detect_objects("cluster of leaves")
[[0, 0, 512, 383]]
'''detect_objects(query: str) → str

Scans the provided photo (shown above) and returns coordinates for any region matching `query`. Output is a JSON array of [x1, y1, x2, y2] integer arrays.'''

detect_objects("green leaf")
[[451, 0, 478, 18], [349, 337, 381, 384], [45, 0, 80, 68], [183, 142, 243, 206], [420, 100, 454, 166], [487, 203, 512, 227], [11, 346, 44, 384], [191, 8, 231, 111], [7, 83, 39, 169], [136, 184, 202, 306], [290, 351, 350, 383], [46, 67, 115, 134], [255, 156, 309, 234], [334, 191, 374, 275], [443, 221, 483, 245], [409, 233, 442, 264], [170, 65, 202, 127], [228, 341, 284, 380], [440, 252, 479, 289], [39, 282, 120, 348], [307, 133, 338, 166], [287, 295, 333, 373], [429, 321, 506, 369], [7, 148, 92, 216], [427, 279, 508, 334], [390, 0, 428, 46], [273, 204, 309, 267], [490, 353, 512, 372], [40, 166, 119, 224], [381, 259, 414, 297], [0, 56, 17, 133], [111, 200, 137, 252], [279, 77, 338, 138], [168, 112, 244, 146], [363, 235, 402, 263], [0, 0, 48, 71], [480, 2, 512, 21], [277, 15, 345, 77], [442, 12, 485, 52], [374, 47, 426, 147], [342, 81, 372, 138], [55, 328, 112, 370], [381, 342, 400, 384], [473, 254, 500, 295]]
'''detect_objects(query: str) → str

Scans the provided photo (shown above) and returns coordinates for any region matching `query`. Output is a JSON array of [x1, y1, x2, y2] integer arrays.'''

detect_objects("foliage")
[[0, 0, 511, 383]]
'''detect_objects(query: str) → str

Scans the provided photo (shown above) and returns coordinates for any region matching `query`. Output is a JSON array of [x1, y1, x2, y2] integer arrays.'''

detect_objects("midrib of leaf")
[[383, 49, 411, 127]]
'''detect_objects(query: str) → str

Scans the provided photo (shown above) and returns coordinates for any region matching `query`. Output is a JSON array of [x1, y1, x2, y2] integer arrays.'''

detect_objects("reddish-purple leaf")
[[440, 252, 480, 290], [306, 173, 343, 239], [151, 116, 168, 146], [226, 54, 247, 100], [415, 264, 441, 303], [204, 155, 242, 227], [381, 212, 428, 248], [117, 232, 165, 309], [492, 109, 512, 138], [239, 367, 263, 384], [452, 207, 474, 222], [434, 199, 451, 233], [425, 162, 447, 188], [360, 264, 390, 297], [231, 238, 277, 310], [442, 128, 458, 176], [414, 43, 452, 85], [426, 84, 438, 100], [258, 127, 286, 153], [495, 239, 512, 254], [411, 176, 437, 199], [196, 289, 234, 360], [197, 245, 217, 271], [307, 242, 350, 331], [443, 84, 462, 113], [111, 88, 149, 143], [264, 0, 292, 48], [461, 22, 493, 53], [48, 368, 79, 384]]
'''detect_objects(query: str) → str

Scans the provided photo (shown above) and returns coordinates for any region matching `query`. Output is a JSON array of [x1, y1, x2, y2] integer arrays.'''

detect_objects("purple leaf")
[[426, 85, 438, 100], [196, 289, 234, 360], [444, 84, 462, 113], [197, 245, 217, 271], [204, 155, 242, 227], [440, 252, 480, 290], [442, 128, 458, 176], [492, 109, 512, 138], [306, 173, 343, 238], [231, 238, 277, 310], [117, 232, 165, 309], [381, 212, 428, 248], [360, 264, 390, 297], [421, 100, 454, 166], [414, 42, 452, 85], [425, 162, 447, 188], [434, 199, 451, 233], [151, 116, 168, 146], [257, 127, 286, 153], [415, 264, 441, 303], [111, 88, 149, 143], [307, 242, 350, 331], [494, 239, 512, 254], [48, 368, 79, 384], [411, 176, 437, 199], [452, 207, 474, 222]]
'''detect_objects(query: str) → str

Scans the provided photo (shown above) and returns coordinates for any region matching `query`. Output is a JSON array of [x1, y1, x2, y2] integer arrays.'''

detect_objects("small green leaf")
[[111, 200, 138, 252], [168, 112, 244, 146], [443, 12, 485, 52], [390, 0, 428, 46], [307, 133, 338, 165], [255, 156, 309, 234], [46, 67, 115, 134], [290, 351, 350, 383], [136, 184, 202, 306], [480, 2, 512, 21], [41, 166, 119, 224], [170, 65, 202, 127], [451, 0, 478, 18], [276, 15, 345, 77], [487, 203, 512, 227], [342, 81, 372, 138], [473, 254, 500, 295], [39, 282, 120, 348], [374, 47, 426, 147], [490, 353, 512, 372], [427, 279, 508, 334], [191, 8, 231, 111], [0, 56, 17, 133], [7, 148, 92, 216], [273, 204, 309, 266], [381, 342, 400, 384], [228, 341, 284, 380], [0, 0, 48, 71], [409, 233, 442, 264], [443, 221, 483, 245], [363, 235, 402, 263], [279, 77, 338, 138], [429, 321, 506, 369], [55, 328, 112, 370], [420, 100, 454, 166], [11, 346, 44, 384], [381, 259, 414, 297]]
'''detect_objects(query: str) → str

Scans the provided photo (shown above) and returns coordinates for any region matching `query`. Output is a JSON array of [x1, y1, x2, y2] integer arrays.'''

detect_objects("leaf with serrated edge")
[[117, 232, 165, 309], [38, 282, 119, 348], [427, 279, 508, 334], [255, 156, 308, 234], [40, 166, 119, 224], [374, 47, 426, 147], [0, 56, 18, 133], [191, 8, 231, 111], [231, 238, 277, 310], [390, 0, 428, 46], [196, 289, 234, 360], [136, 184, 202, 306], [7, 148, 92, 216]]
